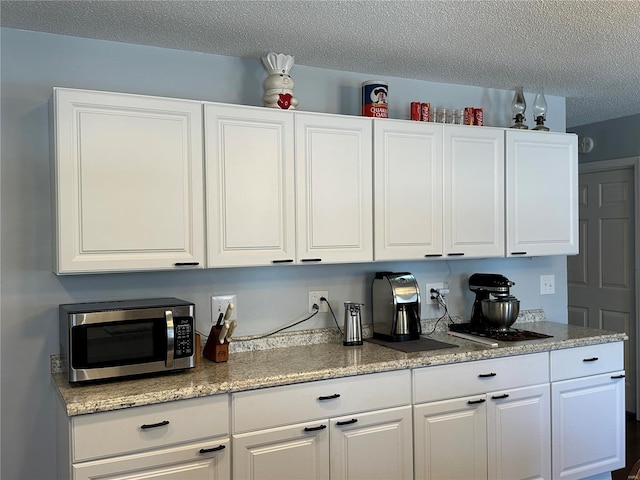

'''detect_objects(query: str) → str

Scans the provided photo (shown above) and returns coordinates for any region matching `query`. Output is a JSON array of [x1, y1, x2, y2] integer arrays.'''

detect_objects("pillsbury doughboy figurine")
[[262, 52, 299, 110]]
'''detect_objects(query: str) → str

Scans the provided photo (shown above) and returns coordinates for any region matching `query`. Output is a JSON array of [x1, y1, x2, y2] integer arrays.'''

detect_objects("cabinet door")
[[373, 120, 443, 260], [233, 420, 329, 480], [205, 104, 295, 267], [52, 88, 205, 274], [486, 384, 551, 480], [73, 438, 230, 480], [295, 113, 373, 264], [330, 406, 413, 480], [444, 125, 505, 258], [506, 131, 578, 256], [551, 372, 625, 480], [414, 395, 488, 480]]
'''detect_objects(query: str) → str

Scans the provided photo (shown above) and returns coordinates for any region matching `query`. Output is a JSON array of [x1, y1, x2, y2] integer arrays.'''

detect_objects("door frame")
[[579, 156, 640, 418]]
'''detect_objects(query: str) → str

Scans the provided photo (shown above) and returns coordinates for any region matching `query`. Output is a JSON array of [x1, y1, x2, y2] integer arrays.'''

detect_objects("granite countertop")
[[53, 320, 627, 417]]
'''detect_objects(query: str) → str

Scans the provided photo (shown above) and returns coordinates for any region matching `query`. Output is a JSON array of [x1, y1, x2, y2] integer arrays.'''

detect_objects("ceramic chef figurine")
[[262, 52, 299, 110]]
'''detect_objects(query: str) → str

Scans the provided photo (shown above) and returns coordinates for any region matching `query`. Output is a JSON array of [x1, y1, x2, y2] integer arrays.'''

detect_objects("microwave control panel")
[[175, 317, 194, 358]]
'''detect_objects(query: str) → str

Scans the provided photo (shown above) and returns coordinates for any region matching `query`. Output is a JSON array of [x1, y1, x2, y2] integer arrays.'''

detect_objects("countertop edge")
[[54, 323, 627, 417]]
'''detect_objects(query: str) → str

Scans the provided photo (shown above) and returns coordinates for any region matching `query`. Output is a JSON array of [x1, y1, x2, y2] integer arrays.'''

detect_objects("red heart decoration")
[[278, 93, 293, 109]]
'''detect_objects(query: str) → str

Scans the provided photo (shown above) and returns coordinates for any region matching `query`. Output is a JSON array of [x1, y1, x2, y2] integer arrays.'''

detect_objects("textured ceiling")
[[2, 0, 639, 128]]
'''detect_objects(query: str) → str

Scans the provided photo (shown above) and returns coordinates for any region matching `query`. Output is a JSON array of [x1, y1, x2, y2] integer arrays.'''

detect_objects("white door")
[[568, 166, 636, 414], [444, 125, 505, 258], [52, 88, 205, 273], [551, 372, 626, 480], [486, 384, 551, 480], [372, 120, 443, 260], [295, 112, 373, 264], [233, 421, 330, 480], [413, 395, 488, 480], [73, 439, 230, 480], [330, 406, 413, 480], [205, 104, 296, 267], [505, 131, 579, 256]]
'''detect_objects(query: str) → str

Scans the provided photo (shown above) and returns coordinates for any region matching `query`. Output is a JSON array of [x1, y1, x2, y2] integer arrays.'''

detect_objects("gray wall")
[[570, 114, 640, 163], [1, 27, 570, 479]]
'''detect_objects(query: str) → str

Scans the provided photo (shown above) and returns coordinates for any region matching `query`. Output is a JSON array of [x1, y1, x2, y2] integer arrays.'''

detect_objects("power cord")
[[321, 297, 343, 335], [424, 289, 454, 336], [251, 306, 320, 339]]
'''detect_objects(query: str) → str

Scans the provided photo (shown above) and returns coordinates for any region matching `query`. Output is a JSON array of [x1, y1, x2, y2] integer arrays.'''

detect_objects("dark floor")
[[612, 415, 640, 480]]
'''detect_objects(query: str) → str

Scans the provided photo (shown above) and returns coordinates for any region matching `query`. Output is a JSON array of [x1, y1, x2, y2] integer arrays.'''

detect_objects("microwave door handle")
[[165, 310, 174, 368]]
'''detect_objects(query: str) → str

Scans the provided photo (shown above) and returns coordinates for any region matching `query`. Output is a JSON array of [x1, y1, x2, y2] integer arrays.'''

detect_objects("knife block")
[[203, 326, 229, 363]]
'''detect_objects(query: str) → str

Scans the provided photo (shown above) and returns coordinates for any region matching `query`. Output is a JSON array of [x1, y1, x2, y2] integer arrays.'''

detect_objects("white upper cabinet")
[[52, 88, 205, 274], [506, 131, 579, 256], [373, 120, 443, 260], [52, 87, 579, 274], [204, 104, 296, 267], [295, 112, 373, 264], [444, 125, 505, 258], [373, 122, 505, 261]]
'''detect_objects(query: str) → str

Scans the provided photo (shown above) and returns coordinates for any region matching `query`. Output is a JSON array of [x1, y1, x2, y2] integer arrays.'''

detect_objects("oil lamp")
[[532, 90, 549, 131], [510, 86, 528, 129]]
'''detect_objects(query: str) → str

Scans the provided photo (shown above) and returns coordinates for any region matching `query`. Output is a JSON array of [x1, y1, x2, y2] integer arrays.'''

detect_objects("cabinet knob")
[[491, 393, 510, 400], [478, 372, 497, 378], [582, 357, 599, 362], [611, 374, 625, 379], [467, 398, 486, 405], [272, 259, 294, 264]]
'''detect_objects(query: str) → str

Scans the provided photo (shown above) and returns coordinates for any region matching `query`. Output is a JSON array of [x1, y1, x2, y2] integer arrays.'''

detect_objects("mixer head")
[[469, 273, 515, 296]]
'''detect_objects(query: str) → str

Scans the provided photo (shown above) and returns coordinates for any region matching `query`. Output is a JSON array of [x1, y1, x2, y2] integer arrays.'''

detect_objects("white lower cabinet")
[[231, 370, 412, 480], [330, 406, 413, 480], [233, 420, 330, 480], [486, 383, 551, 480], [550, 342, 626, 480], [72, 439, 230, 480], [413, 353, 551, 480], [57, 395, 230, 480], [414, 394, 488, 479]]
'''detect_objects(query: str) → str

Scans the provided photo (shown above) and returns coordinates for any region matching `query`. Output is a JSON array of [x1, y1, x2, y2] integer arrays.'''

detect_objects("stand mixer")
[[469, 273, 518, 330]]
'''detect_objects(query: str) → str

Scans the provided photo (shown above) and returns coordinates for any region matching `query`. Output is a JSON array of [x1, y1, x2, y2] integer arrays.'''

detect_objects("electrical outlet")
[[211, 295, 237, 323], [540, 275, 555, 295], [308, 291, 328, 313], [425, 283, 447, 305]]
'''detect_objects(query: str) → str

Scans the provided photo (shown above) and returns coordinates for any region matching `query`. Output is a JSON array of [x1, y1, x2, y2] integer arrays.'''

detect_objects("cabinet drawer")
[[232, 370, 411, 433], [413, 352, 549, 403], [550, 342, 624, 381], [72, 395, 229, 462]]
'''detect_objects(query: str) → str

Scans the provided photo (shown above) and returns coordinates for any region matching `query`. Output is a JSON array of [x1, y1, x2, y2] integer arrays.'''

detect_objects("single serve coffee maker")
[[372, 272, 421, 341]]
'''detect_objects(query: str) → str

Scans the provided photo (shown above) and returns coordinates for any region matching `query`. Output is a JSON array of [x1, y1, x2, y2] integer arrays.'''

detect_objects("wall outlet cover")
[[211, 295, 237, 322]]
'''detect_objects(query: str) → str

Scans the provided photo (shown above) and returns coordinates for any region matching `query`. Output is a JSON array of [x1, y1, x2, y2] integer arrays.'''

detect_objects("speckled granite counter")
[[53, 321, 626, 417]]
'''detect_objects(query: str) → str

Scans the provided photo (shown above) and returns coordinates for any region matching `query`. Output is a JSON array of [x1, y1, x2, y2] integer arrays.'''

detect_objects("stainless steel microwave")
[[59, 298, 196, 383]]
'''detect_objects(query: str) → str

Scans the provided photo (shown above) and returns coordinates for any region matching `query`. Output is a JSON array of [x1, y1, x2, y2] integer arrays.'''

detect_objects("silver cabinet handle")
[[165, 310, 174, 368]]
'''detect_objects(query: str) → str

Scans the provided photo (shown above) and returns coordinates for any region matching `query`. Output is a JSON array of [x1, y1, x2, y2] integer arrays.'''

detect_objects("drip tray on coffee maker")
[[366, 336, 458, 353]]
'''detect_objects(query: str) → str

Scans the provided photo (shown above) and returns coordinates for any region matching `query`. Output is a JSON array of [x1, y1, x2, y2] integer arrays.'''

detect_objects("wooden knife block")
[[203, 326, 229, 363]]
